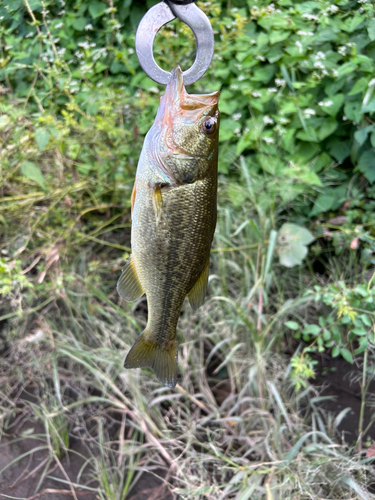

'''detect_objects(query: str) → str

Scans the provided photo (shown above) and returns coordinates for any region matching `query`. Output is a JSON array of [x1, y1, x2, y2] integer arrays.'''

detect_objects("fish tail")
[[124, 331, 178, 389]]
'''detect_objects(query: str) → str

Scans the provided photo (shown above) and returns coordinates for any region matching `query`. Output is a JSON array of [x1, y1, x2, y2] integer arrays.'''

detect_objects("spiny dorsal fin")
[[124, 332, 178, 388], [117, 256, 144, 302], [188, 258, 209, 311]]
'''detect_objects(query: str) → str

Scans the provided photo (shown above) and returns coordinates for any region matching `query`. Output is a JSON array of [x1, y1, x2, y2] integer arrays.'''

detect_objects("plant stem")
[[357, 346, 368, 451]]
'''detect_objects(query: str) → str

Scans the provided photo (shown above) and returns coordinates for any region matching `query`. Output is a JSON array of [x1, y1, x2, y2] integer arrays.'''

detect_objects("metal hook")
[[135, 1, 214, 86]]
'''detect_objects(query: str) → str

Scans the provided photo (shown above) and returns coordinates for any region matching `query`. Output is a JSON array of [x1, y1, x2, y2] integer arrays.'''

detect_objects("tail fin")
[[124, 332, 178, 388]]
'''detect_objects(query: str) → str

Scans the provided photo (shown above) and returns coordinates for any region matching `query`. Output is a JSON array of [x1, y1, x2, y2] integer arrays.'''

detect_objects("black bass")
[[117, 66, 220, 388]]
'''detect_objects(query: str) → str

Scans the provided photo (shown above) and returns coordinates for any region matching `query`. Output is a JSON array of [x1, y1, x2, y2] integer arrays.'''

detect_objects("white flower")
[[234, 128, 241, 136], [57, 47, 66, 55], [250, 39, 256, 45], [327, 4, 338, 12], [279, 117, 289, 124], [302, 13, 318, 20], [316, 51, 326, 60], [78, 41, 90, 50], [252, 91, 261, 97], [338, 46, 346, 56], [256, 55, 265, 61], [55, 22, 63, 29], [314, 61, 325, 69], [319, 100, 333, 107], [343, 116, 348, 121], [85, 24, 93, 31], [214, 54, 223, 60], [230, 84, 239, 90], [332, 68, 338, 77], [128, 48, 134, 54], [358, 0, 367, 4], [149, 87, 159, 94], [238, 74, 246, 81], [232, 113, 242, 121], [235, 63, 242, 70], [263, 137, 274, 143], [297, 30, 314, 36], [268, 87, 277, 93], [263, 115, 274, 124], [296, 41, 303, 53], [275, 78, 285, 86], [304, 108, 316, 116], [53, 37, 60, 43]]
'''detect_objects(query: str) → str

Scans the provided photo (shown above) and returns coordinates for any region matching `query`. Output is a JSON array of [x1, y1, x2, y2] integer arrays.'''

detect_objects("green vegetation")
[[1, 0, 375, 498]]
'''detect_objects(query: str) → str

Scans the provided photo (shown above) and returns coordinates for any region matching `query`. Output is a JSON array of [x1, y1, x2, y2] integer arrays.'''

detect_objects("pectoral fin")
[[151, 183, 163, 222], [117, 256, 144, 302], [131, 182, 137, 216], [188, 258, 210, 311]]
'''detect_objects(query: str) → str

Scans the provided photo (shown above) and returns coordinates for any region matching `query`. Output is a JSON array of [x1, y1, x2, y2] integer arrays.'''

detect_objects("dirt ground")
[[1, 356, 373, 499]]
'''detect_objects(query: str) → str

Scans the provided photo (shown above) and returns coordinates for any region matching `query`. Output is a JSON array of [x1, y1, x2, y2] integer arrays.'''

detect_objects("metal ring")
[[135, 1, 214, 86]]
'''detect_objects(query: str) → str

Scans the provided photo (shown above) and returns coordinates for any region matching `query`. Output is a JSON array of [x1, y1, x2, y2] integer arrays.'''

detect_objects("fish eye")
[[201, 117, 216, 135]]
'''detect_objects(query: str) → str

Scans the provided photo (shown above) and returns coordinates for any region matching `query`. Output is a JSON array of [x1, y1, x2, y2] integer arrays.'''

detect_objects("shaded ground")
[[0, 423, 173, 500], [315, 356, 375, 444]]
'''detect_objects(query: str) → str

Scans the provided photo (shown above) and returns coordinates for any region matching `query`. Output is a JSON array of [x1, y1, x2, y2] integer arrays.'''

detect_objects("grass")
[[1, 150, 375, 499]]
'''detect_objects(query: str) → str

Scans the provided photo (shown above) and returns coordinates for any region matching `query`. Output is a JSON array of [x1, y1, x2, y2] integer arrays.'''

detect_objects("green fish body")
[[117, 66, 220, 388]]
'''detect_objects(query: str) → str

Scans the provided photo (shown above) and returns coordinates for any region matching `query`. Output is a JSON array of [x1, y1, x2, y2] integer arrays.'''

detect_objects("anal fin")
[[117, 256, 144, 302], [188, 258, 210, 311]]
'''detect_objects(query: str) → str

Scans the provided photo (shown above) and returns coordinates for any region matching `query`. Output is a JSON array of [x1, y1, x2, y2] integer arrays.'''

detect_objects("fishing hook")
[[135, 1, 214, 86]]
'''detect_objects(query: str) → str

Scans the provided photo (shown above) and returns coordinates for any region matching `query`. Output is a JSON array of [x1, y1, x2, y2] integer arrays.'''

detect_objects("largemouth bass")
[[117, 66, 220, 388]]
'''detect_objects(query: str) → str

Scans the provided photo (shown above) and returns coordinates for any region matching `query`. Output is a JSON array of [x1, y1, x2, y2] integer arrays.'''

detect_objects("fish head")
[[151, 66, 220, 177]]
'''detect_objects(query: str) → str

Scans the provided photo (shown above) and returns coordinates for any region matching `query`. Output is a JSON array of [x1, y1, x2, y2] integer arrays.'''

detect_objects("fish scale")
[[117, 66, 220, 388]]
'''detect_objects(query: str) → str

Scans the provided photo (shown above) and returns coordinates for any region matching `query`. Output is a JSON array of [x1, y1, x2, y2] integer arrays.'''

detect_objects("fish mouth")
[[157, 66, 220, 127]]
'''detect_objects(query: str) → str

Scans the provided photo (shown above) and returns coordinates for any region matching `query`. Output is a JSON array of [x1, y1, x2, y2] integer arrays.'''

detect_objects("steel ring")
[[135, 1, 214, 86]]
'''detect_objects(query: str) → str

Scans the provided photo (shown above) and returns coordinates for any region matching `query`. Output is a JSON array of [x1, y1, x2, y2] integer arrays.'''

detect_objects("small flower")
[[314, 61, 325, 69], [304, 108, 316, 116], [128, 48, 134, 54], [343, 115, 348, 121], [316, 51, 326, 60], [263, 136, 274, 143], [78, 41, 90, 50], [319, 100, 333, 107], [149, 87, 159, 94], [327, 4, 338, 12], [252, 91, 261, 97], [238, 74, 246, 81], [296, 41, 303, 53], [297, 30, 314, 36], [256, 55, 265, 61], [275, 78, 285, 86], [232, 113, 242, 121], [267, 87, 277, 93], [234, 128, 241, 136], [338, 46, 347, 56], [55, 22, 63, 29], [279, 117, 289, 125], [263, 115, 274, 125], [230, 84, 239, 90], [85, 23, 93, 31], [302, 13, 318, 20]]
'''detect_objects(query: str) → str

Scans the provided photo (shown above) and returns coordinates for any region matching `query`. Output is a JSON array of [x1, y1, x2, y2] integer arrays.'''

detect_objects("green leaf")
[[21, 161, 45, 188], [354, 337, 368, 355], [284, 321, 299, 330], [332, 346, 340, 357], [89, 0, 107, 18], [35, 128, 50, 151], [357, 149, 375, 183], [367, 18, 375, 41], [340, 348, 354, 364], [349, 77, 369, 96], [317, 118, 337, 141], [337, 62, 357, 77], [0, 115, 10, 130], [277, 223, 315, 268], [319, 94, 344, 118], [303, 324, 321, 335], [309, 193, 335, 217]]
